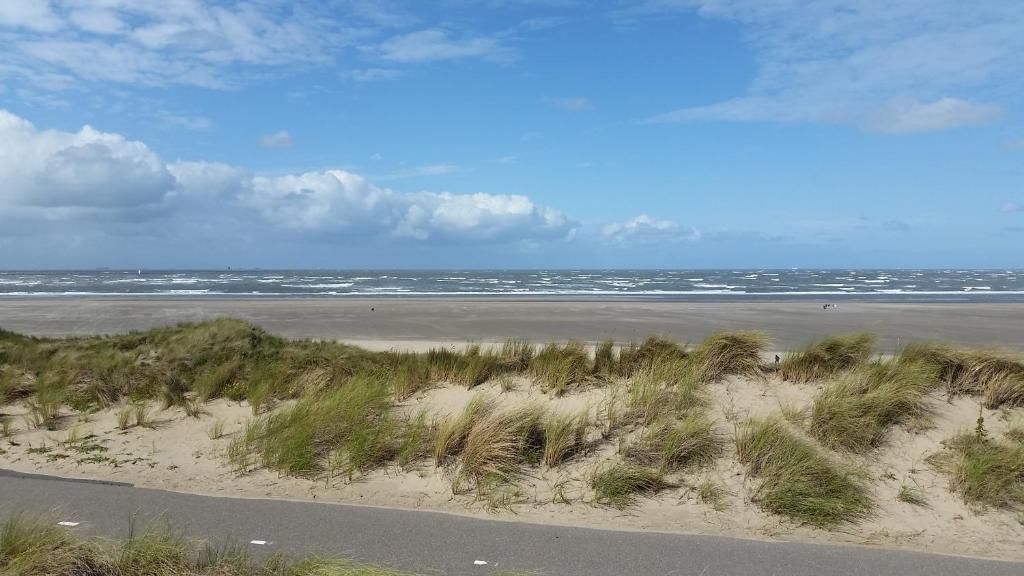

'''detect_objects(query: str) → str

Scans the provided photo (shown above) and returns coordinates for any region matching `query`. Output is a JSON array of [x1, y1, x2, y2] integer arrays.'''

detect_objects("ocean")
[[0, 270, 1022, 300]]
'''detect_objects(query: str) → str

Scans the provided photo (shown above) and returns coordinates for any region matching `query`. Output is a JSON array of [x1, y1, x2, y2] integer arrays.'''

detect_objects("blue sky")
[[1, 0, 1022, 269]]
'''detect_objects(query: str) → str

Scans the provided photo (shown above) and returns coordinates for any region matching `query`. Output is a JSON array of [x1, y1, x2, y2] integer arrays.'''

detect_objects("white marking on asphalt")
[[473, 560, 488, 565], [249, 540, 268, 545], [57, 521, 80, 527]]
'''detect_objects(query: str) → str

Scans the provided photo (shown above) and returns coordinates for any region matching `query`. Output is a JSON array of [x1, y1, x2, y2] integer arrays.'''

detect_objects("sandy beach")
[[1, 298, 1023, 351]]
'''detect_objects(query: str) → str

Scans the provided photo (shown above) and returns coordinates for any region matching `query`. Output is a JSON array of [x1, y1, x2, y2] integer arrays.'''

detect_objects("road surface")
[[1, 469, 1021, 576]]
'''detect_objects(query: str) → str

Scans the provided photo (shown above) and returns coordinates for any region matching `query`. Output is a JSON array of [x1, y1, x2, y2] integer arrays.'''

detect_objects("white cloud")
[[258, 130, 294, 149], [374, 164, 464, 180], [0, 109, 174, 210], [601, 214, 699, 245], [643, 1, 1023, 133], [346, 67, 402, 82], [863, 97, 1000, 134], [0, 1, 373, 90], [0, 108, 575, 245], [378, 29, 513, 63], [1002, 202, 1022, 213], [0, 0, 62, 32], [546, 96, 593, 111], [157, 112, 213, 131]]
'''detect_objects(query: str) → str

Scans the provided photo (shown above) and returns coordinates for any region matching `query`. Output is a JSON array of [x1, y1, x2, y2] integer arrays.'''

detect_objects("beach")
[[0, 297, 1022, 351]]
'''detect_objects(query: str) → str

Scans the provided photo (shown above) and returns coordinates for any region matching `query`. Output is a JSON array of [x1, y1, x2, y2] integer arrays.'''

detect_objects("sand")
[[1, 298, 1024, 351], [3, 372, 1023, 562]]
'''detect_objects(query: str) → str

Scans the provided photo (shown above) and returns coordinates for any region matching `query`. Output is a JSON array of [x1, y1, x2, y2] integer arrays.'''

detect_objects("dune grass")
[[735, 417, 873, 527], [807, 359, 938, 452], [452, 404, 546, 492], [605, 364, 702, 431], [542, 411, 590, 467], [624, 413, 722, 472], [897, 484, 929, 506], [778, 333, 876, 383], [529, 342, 590, 394], [590, 462, 672, 509], [899, 343, 1024, 408], [930, 431, 1024, 508], [616, 336, 688, 377], [0, 514, 419, 576], [437, 401, 589, 492], [227, 374, 429, 478], [690, 331, 767, 384]]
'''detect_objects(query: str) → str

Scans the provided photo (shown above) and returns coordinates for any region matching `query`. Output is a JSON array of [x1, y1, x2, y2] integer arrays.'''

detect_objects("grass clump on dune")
[[529, 342, 590, 394], [808, 359, 938, 452], [606, 364, 702, 431], [617, 336, 687, 377], [778, 333, 876, 383], [930, 431, 1024, 509], [899, 343, 1024, 408], [452, 405, 547, 492], [590, 462, 672, 509], [624, 413, 722, 472], [735, 417, 873, 527], [0, 514, 419, 576], [434, 394, 496, 468], [542, 411, 590, 467], [228, 374, 427, 478], [690, 331, 767, 384]]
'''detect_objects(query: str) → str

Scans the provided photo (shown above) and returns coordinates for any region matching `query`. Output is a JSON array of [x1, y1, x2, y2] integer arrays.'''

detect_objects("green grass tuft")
[[690, 331, 767, 384], [529, 342, 590, 394], [735, 417, 873, 527], [807, 359, 937, 452], [930, 431, 1024, 508], [779, 333, 876, 383], [590, 462, 672, 509], [897, 484, 929, 506], [899, 343, 1024, 406], [0, 514, 422, 576], [617, 336, 687, 377], [624, 413, 722, 471]]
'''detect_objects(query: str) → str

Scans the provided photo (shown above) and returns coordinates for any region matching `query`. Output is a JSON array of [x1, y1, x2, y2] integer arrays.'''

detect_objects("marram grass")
[[735, 417, 873, 527]]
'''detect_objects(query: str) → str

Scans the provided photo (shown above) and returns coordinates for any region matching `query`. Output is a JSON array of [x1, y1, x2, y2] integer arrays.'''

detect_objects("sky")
[[0, 0, 1022, 269]]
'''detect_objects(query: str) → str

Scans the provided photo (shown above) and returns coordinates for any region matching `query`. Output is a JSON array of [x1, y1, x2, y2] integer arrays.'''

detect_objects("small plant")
[[132, 402, 152, 428], [182, 397, 206, 419], [496, 373, 516, 393], [696, 478, 729, 511], [24, 386, 64, 430], [117, 405, 133, 430], [592, 339, 616, 375], [590, 462, 671, 509], [897, 484, 928, 506], [208, 419, 226, 440], [974, 405, 988, 440], [1, 418, 12, 438]]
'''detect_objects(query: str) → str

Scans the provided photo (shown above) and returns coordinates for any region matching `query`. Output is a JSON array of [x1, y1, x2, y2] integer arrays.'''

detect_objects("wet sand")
[[0, 298, 1022, 351]]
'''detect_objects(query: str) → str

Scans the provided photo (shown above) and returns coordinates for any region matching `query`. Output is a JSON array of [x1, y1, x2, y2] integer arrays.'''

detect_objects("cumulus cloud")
[[258, 130, 294, 149], [0, 109, 174, 210], [601, 214, 699, 245], [642, 1, 1023, 133], [0, 108, 575, 246]]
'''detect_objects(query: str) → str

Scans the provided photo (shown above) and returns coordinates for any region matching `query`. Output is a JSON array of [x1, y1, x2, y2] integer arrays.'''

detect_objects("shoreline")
[[2, 297, 1023, 351]]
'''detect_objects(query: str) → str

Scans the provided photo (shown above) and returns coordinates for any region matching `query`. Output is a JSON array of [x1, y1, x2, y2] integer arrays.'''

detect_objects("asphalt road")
[[1, 470, 1021, 576]]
